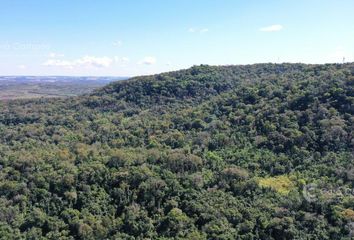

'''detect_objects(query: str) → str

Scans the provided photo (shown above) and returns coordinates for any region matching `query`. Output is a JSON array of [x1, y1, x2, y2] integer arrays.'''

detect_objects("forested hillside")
[[0, 63, 353, 239]]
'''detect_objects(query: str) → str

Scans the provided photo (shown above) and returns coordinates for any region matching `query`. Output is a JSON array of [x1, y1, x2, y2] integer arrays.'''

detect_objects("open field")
[[0, 76, 127, 100]]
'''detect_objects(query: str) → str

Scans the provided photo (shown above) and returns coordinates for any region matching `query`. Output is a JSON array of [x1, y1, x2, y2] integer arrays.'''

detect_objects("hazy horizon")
[[1, 61, 353, 78]]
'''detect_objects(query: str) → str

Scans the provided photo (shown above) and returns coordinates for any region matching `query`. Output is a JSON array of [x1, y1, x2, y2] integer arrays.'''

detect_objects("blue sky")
[[0, 0, 353, 76]]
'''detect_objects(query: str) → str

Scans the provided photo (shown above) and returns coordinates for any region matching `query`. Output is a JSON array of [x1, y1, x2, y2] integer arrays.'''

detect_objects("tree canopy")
[[0, 63, 353, 239]]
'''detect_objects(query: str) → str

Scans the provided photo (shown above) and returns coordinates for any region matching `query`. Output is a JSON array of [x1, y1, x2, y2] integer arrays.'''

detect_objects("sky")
[[0, 0, 353, 76]]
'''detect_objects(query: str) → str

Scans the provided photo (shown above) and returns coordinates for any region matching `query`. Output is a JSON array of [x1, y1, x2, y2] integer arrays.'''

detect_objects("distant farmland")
[[0, 76, 127, 99]]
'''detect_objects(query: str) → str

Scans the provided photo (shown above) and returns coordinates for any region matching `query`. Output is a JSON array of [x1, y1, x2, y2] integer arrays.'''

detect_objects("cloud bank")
[[43, 56, 113, 68]]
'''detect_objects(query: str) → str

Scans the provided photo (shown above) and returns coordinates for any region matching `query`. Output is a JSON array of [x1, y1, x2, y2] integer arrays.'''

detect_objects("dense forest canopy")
[[0, 63, 353, 239]]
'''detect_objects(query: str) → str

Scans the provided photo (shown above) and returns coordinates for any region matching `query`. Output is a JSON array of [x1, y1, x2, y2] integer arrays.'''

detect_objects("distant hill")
[[0, 63, 353, 239], [0, 76, 128, 99]]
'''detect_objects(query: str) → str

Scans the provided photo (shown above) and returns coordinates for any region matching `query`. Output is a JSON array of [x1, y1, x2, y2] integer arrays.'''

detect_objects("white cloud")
[[76, 56, 113, 67], [112, 40, 122, 47], [114, 56, 130, 63], [43, 59, 73, 68], [43, 56, 113, 68], [121, 57, 130, 62], [48, 52, 64, 58], [139, 56, 156, 65], [188, 27, 209, 33], [260, 24, 283, 32], [18, 65, 27, 69]]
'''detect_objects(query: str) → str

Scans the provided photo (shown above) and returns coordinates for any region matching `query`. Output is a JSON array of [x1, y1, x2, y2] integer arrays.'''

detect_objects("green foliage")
[[0, 63, 353, 239], [258, 175, 295, 195]]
